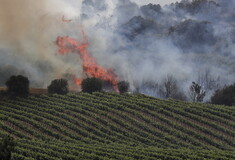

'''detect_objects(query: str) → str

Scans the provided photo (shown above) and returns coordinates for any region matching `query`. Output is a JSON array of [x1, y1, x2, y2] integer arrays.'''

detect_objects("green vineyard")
[[0, 92, 235, 159]]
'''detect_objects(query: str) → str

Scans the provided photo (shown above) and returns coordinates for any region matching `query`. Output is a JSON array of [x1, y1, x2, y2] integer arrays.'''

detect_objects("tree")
[[48, 79, 68, 95], [0, 135, 16, 160], [211, 83, 235, 106], [159, 75, 186, 101], [5, 75, 29, 97], [161, 75, 177, 98], [81, 78, 103, 94], [118, 81, 129, 93], [189, 82, 206, 102], [197, 70, 221, 92]]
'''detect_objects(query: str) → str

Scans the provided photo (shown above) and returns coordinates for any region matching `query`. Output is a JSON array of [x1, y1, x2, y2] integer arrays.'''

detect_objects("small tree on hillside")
[[5, 75, 29, 97], [0, 135, 16, 160], [48, 79, 68, 95], [197, 70, 221, 92], [118, 81, 129, 93], [211, 83, 235, 106], [189, 82, 206, 102], [160, 75, 186, 100], [82, 78, 103, 94], [163, 75, 177, 98]]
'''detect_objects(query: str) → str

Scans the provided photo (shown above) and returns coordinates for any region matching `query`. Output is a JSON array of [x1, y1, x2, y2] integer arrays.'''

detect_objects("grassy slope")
[[0, 92, 234, 159]]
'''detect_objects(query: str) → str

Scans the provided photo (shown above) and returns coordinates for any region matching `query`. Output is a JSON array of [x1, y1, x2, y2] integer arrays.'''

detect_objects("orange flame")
[[75, 79, 82, 86], [56, 30, 119, 90]]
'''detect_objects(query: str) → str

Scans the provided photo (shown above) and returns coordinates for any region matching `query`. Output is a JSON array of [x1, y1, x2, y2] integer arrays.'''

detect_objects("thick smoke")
[[0, 0, 235, 101], [81, 0, 235, 100], [0, 0, 83, 87]]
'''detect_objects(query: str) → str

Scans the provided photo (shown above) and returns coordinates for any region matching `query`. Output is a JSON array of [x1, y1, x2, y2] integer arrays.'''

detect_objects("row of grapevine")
[[0, 92, 234, 159]]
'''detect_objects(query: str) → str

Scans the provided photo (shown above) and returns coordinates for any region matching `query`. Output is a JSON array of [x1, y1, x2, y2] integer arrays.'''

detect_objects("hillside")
[[0, 92, 235, 159]]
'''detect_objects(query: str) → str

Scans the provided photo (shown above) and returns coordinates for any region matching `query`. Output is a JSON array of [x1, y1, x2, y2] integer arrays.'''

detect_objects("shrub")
[[48, 79, 68, 95], [82, 78, 103, 94], [5, 75, 29, 97], [118, 81, 129, 93]]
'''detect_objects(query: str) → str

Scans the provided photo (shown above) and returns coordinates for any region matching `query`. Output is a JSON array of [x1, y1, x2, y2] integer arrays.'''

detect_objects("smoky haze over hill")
[[0, 0, 235, 100]]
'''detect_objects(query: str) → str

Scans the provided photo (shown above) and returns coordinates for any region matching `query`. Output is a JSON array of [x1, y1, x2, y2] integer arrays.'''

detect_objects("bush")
[[5, 75, 29, 97], [81, 78, 103, 94], [211, 83, 235, 106], [48, 79, 68, 95], [0, 135, 16, 160], [118, 81, 129, 93]]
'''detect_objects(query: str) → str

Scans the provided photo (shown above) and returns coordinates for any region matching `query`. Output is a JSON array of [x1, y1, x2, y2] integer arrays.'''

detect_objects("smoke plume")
[[0, 0, 82, 87]]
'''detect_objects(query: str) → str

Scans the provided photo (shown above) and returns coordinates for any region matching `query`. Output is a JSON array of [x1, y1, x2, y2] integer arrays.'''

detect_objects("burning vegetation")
[[56, 30, 119, 91]]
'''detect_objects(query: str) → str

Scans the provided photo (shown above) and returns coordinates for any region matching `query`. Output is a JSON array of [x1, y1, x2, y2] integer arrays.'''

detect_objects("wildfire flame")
[[56, 30, 119, 90]]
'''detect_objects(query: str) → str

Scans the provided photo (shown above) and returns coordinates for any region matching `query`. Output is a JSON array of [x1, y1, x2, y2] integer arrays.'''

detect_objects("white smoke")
[[0, 0, 83, 87]]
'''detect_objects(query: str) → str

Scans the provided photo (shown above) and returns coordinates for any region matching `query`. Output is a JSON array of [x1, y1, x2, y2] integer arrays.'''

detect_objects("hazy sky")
[[131, 0, 178, 6]]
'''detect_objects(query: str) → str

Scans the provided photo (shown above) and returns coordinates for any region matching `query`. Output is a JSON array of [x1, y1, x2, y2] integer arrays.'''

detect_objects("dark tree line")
[[1, 75, 130, 97], [2, 74, 235, 106], [211, 84, 235, 106]]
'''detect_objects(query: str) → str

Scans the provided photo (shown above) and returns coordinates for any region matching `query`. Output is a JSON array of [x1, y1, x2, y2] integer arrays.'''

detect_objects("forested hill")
[[0, 92, 235, 159]]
